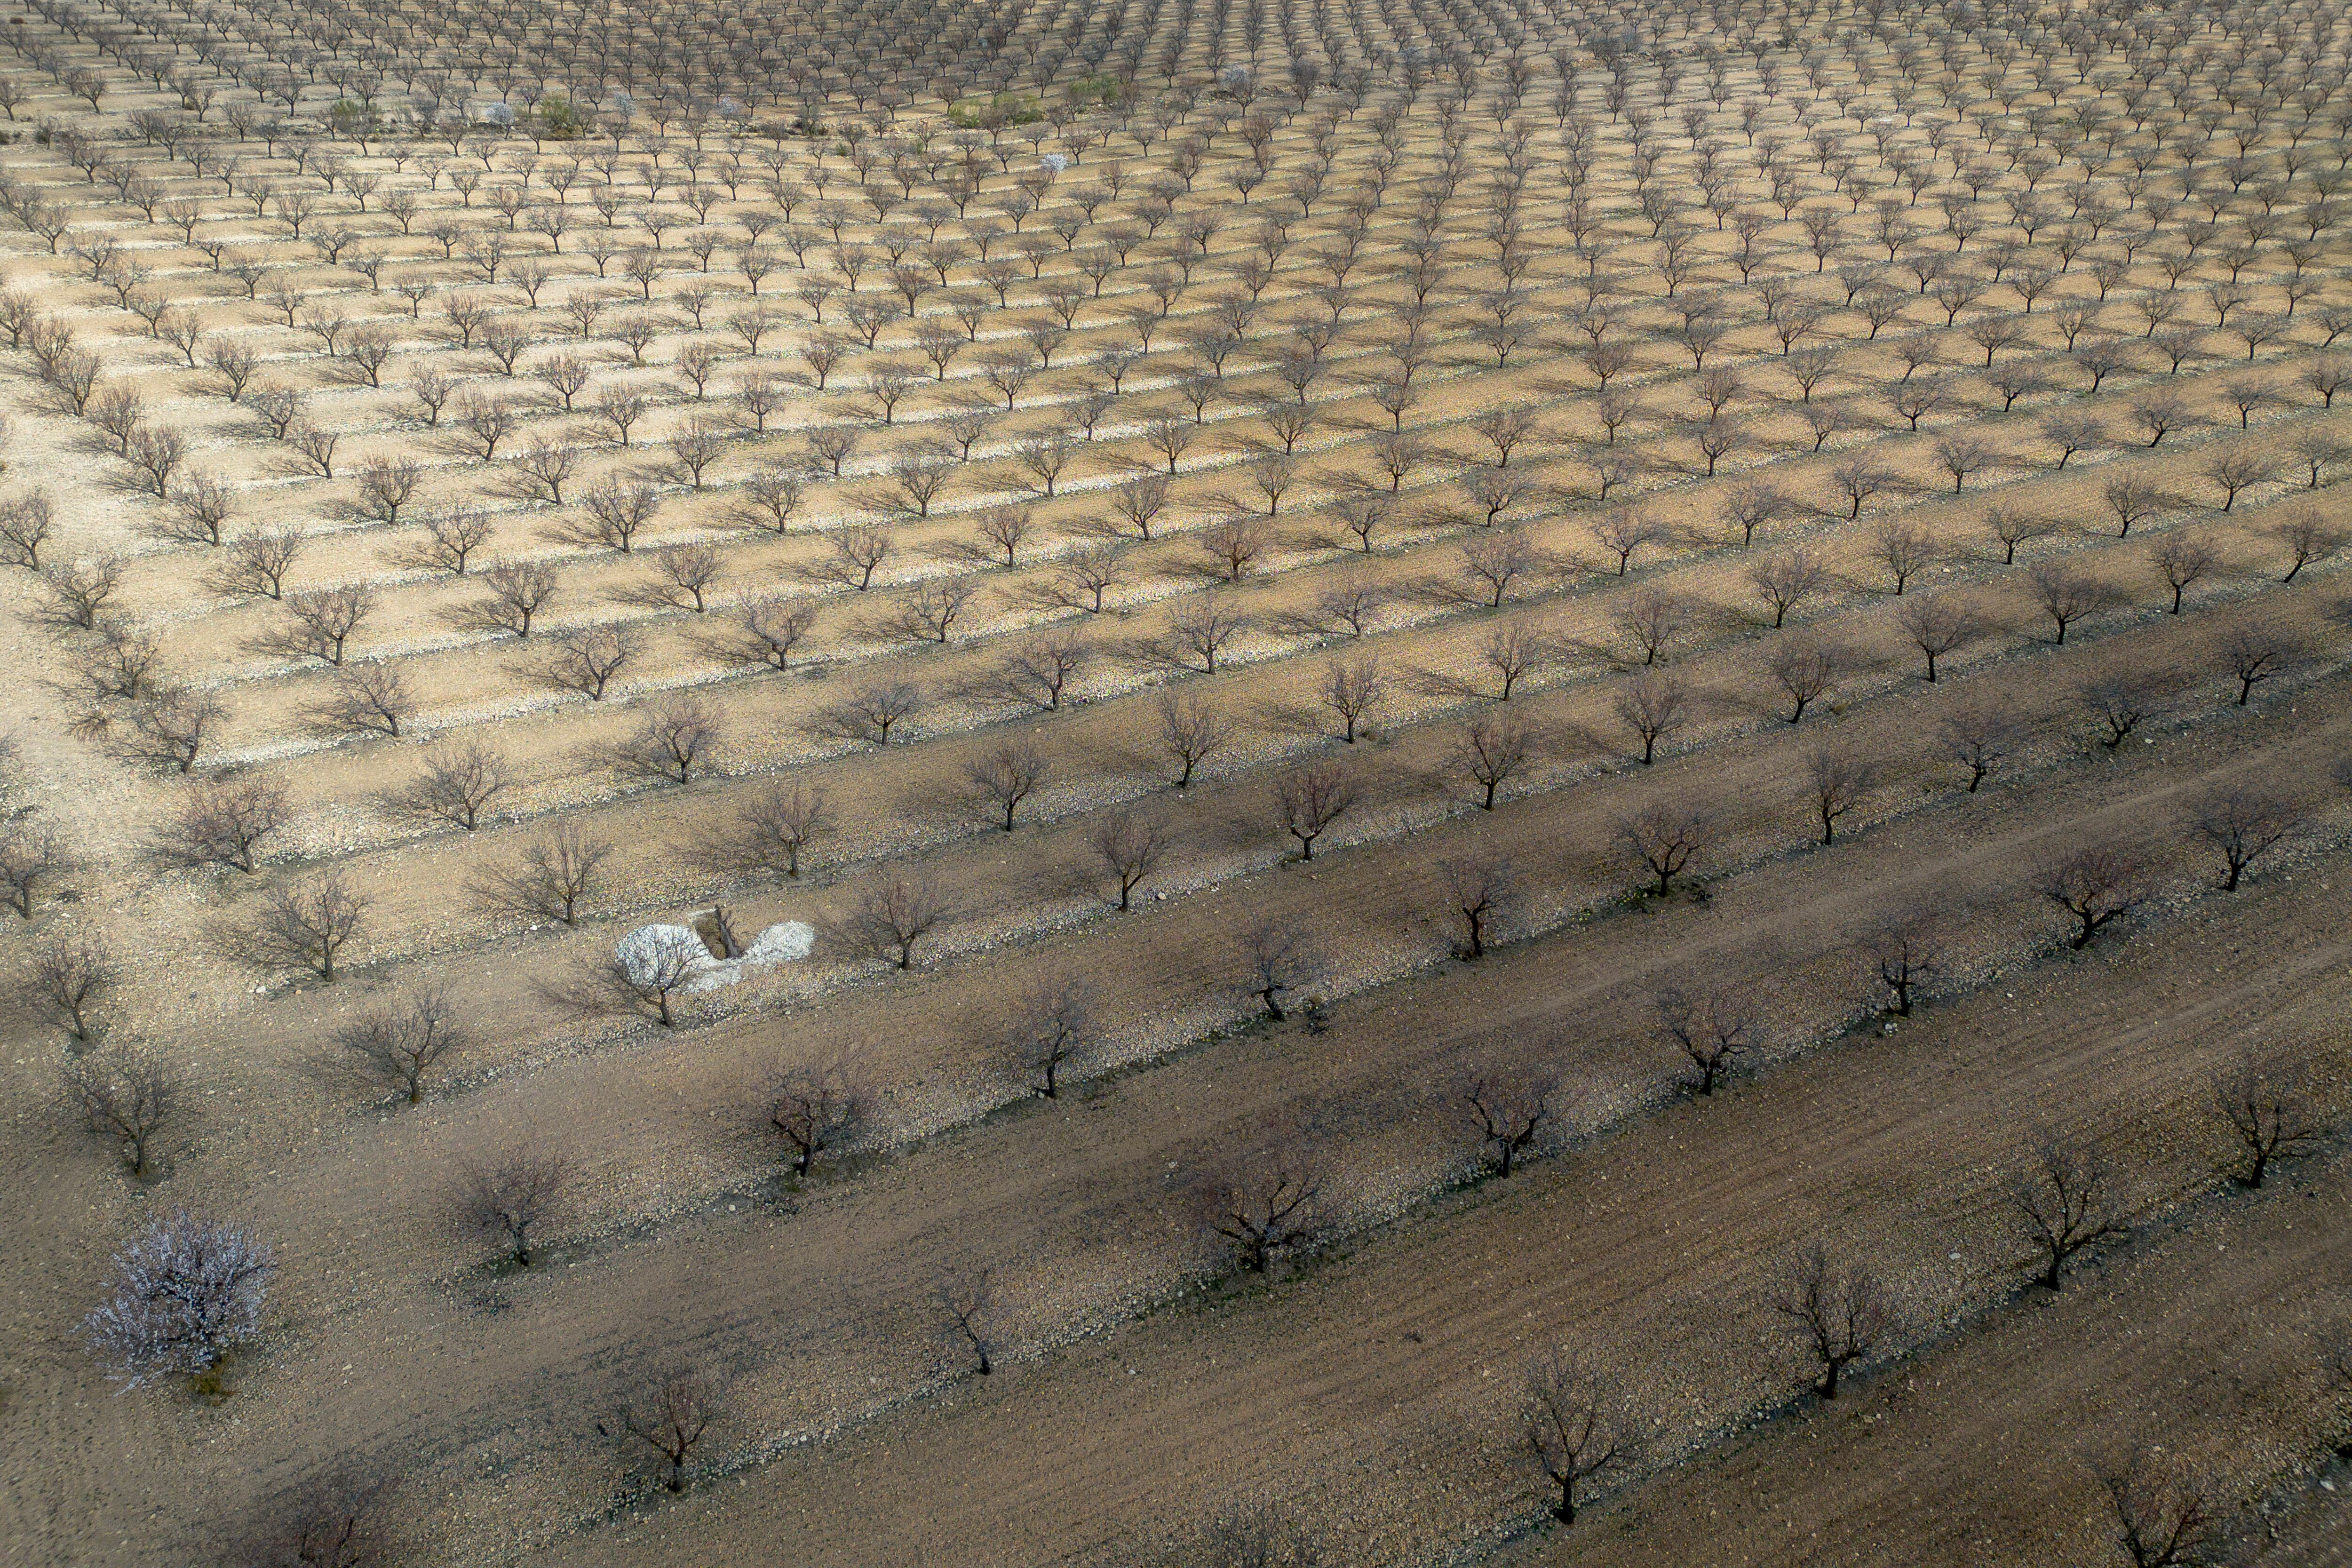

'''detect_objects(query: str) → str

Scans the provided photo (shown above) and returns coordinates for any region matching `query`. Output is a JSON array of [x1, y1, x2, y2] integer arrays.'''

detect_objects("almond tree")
[[1195, 1136, 1324, 1273], [620, 1369, 720, 1493], [1520, 1350, 1629, 1527], [2185, 786, 2303, 890], [1657, 985, 1756, 1096], [335, 989, 469, 1105], [81, 1210, 273, 1388], [64, 1044, 177, 1177], [2034, 845, 2151, 949], [1088, 811, 1168, 910], [2009, 1135, 2129, 1289], [1462, 1067, 1558, 1176], [2210, 1058, 2320, 1189], [1765, 1246, 1895, 1399], [768, 1060, 867, 1178], [450, 1144, 573, 1266]]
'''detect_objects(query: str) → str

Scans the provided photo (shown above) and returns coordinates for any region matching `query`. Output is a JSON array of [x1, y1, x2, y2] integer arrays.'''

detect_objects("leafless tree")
[[2273, 515, 2342, 583], [1748, 549, 1830, 629], [38, 554, 126, 629], [2185, 785, 2303, 891], [222, 872, 370, 981], [472, 825, 612, 928], [2034, 844, 2152, 949], [393, 507, 495, 577], [0, 826, 63, 918], [936, 1272, 997, 1376], [726, 595, 818, 672], [1155, 690, 1238, 787], [2152, 534, 2216, 615], [1462, 1067, 1557, 1176], [964, 637, 1089, 714], [1237, 922, 1317, 1022], [29, 931, 116, 1041], [1983, 502, 2062, 565], [803, 524, 894, 591], [769, 1058, 868, 1178], [1859, 910, 1946, 1017], [2027, 563, 2120, 645], [157, 778, 291, 874], [1187, 1502, 1325, 1567], [454, 561, 559, 638], [834, 873, 945, 969], [2009, 1135, 2130, 1289], [303, 664, 410, 741], [696, 784, 831, 881], [451, 1145, 573, 1265], [1089, 811, 1169, 910], [2216, 625, 2300, 707], [814, 681, 923, 748], [619, 1369, 721, 1494], [530, 625, 636, 700], [64, 1043, 176, 1177], [961, 741, 1049, 831], [231, 1464, 402, 1568], [1765, 1246, 1895, 1399], [1275, 761, 1357, 860], [606, 697, 721, 786], [1658, 985, 1756, 1095], [384, 741, 509, 831], [2093, 1446, 2218, 1568], [1894, 595, 1982, 683], [1616, 800, 1708, 898], [1767, 637, 1843, 724], [1195, 1134, 1324, 1272], [208, 531, 301, 601], [1942, 708, 2020, 793], [1520, 1350, 1629, 1527], [1005, 978, 1097, 1098], [2210, 1058, 2320, 1189], [1805, 748, 1876, 845], [336, 988, 469, 1105], [1437, 853, 1520, 960]]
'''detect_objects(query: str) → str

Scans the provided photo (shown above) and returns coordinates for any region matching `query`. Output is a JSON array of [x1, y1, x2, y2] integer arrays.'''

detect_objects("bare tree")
[[2216, 625, 2300, 707], [1942, 708, 2020, 794], [1195, 1135, 1324, 1272], [936, 1272, 997, 1376], [963, 637, 1089, 713], [814, 681, 923, 747], [1188, 1503, 1324, 1567], [696, 784, 831, 880], [451, 1145, 573, 1265], [1748, 548, 1830, 628], [80, 1210, 272, 1389], [1462, 1067, 1557, 1176], [960, 740, 1049, 831], [1275, 761, 1357, 860], [384, 741, 509, 831], [1237, 922, 1317, 1021], [2185, 786, 2302, 891], [2026, 563, 2119, 645], [2210, 1058, 2319, 1189], [530, 625, 636, 700], [1089, 811, 1169, 910], [606, 697, 721, 785], [1859, 911, 1945, 1017], [0, 826, 63, 917], [1155, 691, 1237, 787], [454, 561, 559, 638], [157, 778, 291, 874], [224, 872, 370, 981], [1617, 801, 1708, 896], [2008, 1135, 2129, 1289], [1319, 656, 1384, 743], [1767, 636, 1843, 723], [472, 826, 612, 928], [1894, 594, 1982, 683], [336, 989, 469, 1105], [726, 594, 818, 671], [2152, 534, 2215, 615], [1613, 671, 1689, 765], [1804, 748, 1876, 845], [2084, 673, 2164, 750], [834, 873, 945, 969], [303, 664, 410, 741], [2094, 1446, 2217, 1568], [231, 1464, 402, 1568], [1658, 985, 1756, 1095], [64, 1043, 177, 1177], [620, 1369, 720, 1493], [1520, 1351, 1629, 1527], [1005, 979, 1096, 1098], [2033, 845, 2151, 950], [30, 931, 116, 1042], [1438, 854, 1520, 960], [1766, 1245, 1895, 1400], [769, 1059, 868, 1177], [2274, 515, 2341, 582]]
